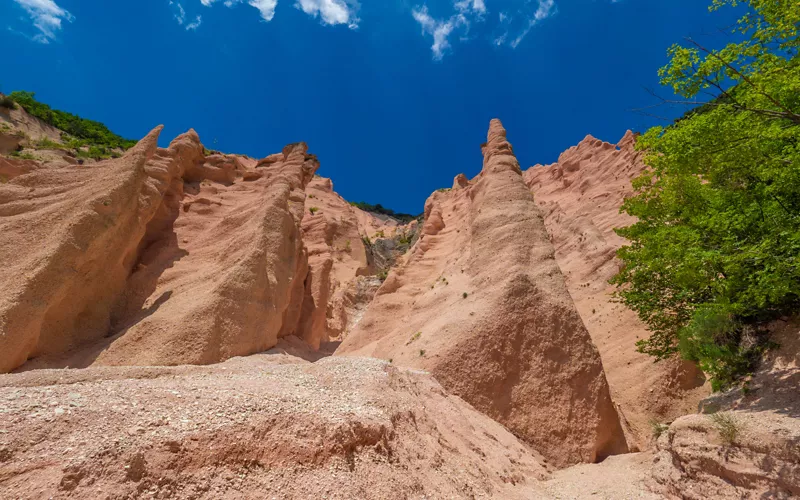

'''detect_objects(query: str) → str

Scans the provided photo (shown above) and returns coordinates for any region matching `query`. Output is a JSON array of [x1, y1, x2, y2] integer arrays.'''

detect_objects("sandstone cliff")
[[0, 128, 320, 371], [338, 119, 628, 467], [523, 132, 710, 448]]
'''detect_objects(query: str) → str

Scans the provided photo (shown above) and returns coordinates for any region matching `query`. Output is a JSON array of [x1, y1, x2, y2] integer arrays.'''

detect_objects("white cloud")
[[412, 4, 472, 60], [198, 0, 277, 21], [247, 0, 279, 21], [12, 0, 74, 43], [199, 0, 358, 26], [295, 0, 360, 28], [454, 0, 485, 15]]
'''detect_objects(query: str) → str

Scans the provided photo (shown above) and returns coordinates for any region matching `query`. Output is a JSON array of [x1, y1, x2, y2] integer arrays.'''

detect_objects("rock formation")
[[0, 128, 319, 371], [338, 119, 628, 467], [2, 107, 797, 498], [0, 355, 552, 499], [523, 132, 709, 448], [649, 319, 800, 498]]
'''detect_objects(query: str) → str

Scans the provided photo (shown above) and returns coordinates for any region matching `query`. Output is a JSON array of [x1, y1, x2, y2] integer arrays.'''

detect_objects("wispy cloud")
[[509, 0, 555, 48], [412, 6, 461, 60], [199, 0, 359, 26], [12, 0, 74, 44], [412, 0, 555, 59], [412, 1, 482, 60], [170, 1, 203, 30]]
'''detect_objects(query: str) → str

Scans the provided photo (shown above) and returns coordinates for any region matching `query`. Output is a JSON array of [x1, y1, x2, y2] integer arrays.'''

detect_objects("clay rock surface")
[[291, 176, 404, 348], [523, 132, 709, 449], [0, 128, 320, 372], [338, 119, 628, 467], [649, 319, 800, 498], [0, 354, 553, 499], [0, 128, 176, 373]]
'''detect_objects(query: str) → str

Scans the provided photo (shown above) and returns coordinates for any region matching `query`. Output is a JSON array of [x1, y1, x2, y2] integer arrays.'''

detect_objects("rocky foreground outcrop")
[[338, 120, 628, 467], [0, 353, 555, 499], [523, 132, 709, 448], [648, 319, 800, 499]]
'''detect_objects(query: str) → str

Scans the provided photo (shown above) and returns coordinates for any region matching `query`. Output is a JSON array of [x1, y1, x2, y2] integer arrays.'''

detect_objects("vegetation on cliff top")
[[612, 0, 799, 390], [349, 201, 419, 223], [8, 91, 136, 155]]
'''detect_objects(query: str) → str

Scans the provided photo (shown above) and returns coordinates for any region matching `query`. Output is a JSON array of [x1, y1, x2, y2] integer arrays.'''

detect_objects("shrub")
[[309, 207, 319, 215], [375, 230, 385, 239], [0, 95, 15, 109], [611, 0, 799, 389], [649, 420, 669, 440], [709, 412, 740, 445], [419, 349, 425, 357], [462, 292, 468, 299], [377, 270, 389, 282], [7, 91, 136, 150], [348, 201, 419, 223]]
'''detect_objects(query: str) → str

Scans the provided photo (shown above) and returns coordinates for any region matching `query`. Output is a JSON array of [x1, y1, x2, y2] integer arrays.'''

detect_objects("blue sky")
[[2, 0, 740, 213]]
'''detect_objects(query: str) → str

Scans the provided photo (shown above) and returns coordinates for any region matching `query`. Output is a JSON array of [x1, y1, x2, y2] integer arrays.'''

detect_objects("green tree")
[[612, 0, 800, 389]]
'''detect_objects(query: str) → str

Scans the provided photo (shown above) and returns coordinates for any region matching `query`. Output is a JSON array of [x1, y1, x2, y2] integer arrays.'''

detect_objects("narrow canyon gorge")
[[1, 100, 798, 499]]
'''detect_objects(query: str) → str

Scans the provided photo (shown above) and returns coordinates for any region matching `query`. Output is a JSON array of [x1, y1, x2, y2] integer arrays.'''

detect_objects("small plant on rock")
[[419, 349, 425, 357], [462, 292, 468, 299], [709, 412, 740, 445], [309, 207, 319, 215], [649, 419, 669, 440]]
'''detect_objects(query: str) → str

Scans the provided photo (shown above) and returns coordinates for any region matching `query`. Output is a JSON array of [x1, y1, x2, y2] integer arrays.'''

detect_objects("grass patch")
[[649, 420, 669, 440], [709, 412, 740, 445], [35, 137, 64, 150], [9, 151, 36, 160], [406, 332, 422, 345]]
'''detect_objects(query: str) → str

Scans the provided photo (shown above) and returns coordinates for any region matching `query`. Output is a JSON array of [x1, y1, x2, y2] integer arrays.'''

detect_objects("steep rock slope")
[[94, 136, 318, 367], [523, 132, 709, 448], [0, 128, 319, 372], [292, 176, 398, 348], [0, 128, 175, 373], [338, 120, 628, 467], [0, 355, 552, 499]]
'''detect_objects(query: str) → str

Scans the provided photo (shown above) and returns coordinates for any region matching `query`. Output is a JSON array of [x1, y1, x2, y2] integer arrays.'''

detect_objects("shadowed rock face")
[[338, 119, 628, 467], [0, 127, 172, 373], [0, 128, 319, 371]]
